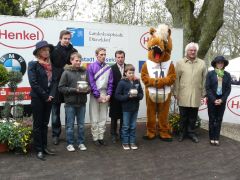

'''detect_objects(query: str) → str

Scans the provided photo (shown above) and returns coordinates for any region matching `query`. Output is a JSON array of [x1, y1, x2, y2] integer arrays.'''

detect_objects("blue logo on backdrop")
[[138, 60, 146, 73], [0, 53, 26, 75], [67, 28, 84, 46]]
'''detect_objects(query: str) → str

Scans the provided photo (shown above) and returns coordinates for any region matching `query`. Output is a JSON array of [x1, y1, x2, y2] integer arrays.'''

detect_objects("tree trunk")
[[165, 0, 225, 59], [108, 0, 112, 23]]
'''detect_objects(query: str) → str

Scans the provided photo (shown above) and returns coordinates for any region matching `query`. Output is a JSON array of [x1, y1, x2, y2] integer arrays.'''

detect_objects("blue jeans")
[[65, 104, 86, 145], [121, 111, 138, 144], [51, 103, 62, 137]]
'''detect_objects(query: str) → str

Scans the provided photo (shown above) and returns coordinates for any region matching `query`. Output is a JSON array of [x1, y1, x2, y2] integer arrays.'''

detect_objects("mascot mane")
[[148, 24, 172, 63]]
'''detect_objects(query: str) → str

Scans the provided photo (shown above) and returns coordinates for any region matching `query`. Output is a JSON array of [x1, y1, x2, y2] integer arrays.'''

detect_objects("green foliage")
[[0, 0, 26, 16], [1, 71, 24, 119], [7, 71, 22, 91], [0, 119, 32, 153], [8, 120, 32, 153], [38, 9, 59, 18], [169, 113, 180, 133], [1, 102, 11, 120], [0, 64, 8, 87], [169, 113, 202, 134], [13, 104, 24, 118], [0, 120, 13, 143]]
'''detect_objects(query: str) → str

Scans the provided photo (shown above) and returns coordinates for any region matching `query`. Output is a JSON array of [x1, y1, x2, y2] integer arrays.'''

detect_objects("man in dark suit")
[[109, 50, 126, 143]]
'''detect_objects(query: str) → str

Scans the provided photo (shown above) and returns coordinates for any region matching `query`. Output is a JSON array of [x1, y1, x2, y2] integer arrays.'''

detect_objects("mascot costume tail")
[[141, 24, 176, 141]]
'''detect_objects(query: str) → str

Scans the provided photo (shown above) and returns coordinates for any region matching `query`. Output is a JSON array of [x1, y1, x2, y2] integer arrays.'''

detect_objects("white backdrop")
[[198, 85, 240, 124]]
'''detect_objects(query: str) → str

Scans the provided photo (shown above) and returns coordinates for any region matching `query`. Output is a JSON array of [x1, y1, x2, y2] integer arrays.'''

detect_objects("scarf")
[[215, 68, 223, 95], [215, 68, 224, 78], [38, 59, 52, 82]]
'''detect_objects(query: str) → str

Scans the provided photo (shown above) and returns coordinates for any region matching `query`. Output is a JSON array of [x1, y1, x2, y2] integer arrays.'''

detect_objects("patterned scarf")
[[38, 59, 52, 82]]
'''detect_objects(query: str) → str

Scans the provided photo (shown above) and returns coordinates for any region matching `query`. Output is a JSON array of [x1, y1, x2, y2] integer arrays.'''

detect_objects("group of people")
[[28, 30, 143, 160], [28, 30, 231, 161], [174, 42, 231, 145]]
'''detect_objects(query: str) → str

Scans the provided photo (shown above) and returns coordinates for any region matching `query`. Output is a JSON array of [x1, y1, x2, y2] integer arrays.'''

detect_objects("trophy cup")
[[129, 89, 138, 97], [77, 81, 88, 92]]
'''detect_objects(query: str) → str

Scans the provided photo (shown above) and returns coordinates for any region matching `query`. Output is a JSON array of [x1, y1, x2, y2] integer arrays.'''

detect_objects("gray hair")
[[185, 42, 199, 56]]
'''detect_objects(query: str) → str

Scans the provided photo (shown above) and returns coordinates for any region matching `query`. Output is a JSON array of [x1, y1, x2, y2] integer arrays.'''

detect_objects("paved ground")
[[1, 122, 240, 180], [201, 120, 240, 142]]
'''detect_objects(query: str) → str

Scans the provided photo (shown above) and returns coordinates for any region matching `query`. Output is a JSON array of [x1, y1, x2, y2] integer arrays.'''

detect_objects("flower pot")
[[0, 143, 9, 153]]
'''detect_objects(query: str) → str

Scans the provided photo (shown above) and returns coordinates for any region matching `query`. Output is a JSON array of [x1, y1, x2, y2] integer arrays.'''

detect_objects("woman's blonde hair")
[[35, 47, 51, 61]]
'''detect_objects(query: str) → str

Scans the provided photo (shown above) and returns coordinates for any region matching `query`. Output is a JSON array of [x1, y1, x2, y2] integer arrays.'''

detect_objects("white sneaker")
[[66, 144, 75, 152], [122, 144, 130, 150], [78, 144, 87, 151], [130, 143, 138, 150]]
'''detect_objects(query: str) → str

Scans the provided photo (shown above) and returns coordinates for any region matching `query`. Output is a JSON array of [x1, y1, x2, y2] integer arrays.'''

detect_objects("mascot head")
[[148, 24, 172, 63]]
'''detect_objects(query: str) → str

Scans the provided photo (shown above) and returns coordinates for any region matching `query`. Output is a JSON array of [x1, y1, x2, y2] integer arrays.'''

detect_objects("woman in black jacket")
[[206, 56, 231, 146], [28, 40, 56, 160]]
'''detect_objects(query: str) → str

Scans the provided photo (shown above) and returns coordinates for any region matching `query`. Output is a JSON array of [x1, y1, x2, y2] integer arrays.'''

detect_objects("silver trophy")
[[77, 81, 88, 91], [129, 89, 138, 97]]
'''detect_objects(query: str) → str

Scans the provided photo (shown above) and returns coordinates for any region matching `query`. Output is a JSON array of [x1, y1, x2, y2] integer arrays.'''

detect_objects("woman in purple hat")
[[28, 40, 56, 160], [205, 56, 231, 146]]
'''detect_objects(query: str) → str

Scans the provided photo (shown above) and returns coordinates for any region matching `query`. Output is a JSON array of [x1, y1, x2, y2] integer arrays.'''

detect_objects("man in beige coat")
[[174, 42, 206, 143]]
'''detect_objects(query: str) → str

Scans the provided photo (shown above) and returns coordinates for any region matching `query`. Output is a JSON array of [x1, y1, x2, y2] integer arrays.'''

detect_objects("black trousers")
[[179, 106, 199, 137], [110, 118, 123, 137], [208, 102, 226, 140], [31, 98, 52, 152]]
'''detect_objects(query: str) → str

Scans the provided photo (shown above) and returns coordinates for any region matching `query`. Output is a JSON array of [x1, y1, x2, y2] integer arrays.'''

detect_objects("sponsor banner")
[[0, 21, 44, 49], [0, 53, 27, 75], [85, 29, 125, 47], [199, 98, 208, 111], [0, 87, 31, 102], [140, 32, 149, 50], [198, 85, 240, 124], [138, 60, 146, 73], [68, 28, 84, 47]]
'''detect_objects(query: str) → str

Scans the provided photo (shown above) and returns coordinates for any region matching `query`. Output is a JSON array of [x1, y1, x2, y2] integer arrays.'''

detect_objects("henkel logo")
[[227, 95, 240, 116], [0, 21, 44, 49], [140, 32, 150, 50], [199, 98, 208, 111]]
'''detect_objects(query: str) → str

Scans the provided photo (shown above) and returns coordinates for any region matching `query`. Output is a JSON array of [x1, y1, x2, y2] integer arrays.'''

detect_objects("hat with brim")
[[211, 56, 229, 68], [33, 40, 54, 55]]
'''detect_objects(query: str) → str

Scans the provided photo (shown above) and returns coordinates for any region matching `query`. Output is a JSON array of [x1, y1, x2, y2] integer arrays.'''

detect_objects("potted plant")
[[0, 120, 12, 152], [8, 119, 32, 153], [0, 65, 9, 152], [0, 118, 32, 153], [0, 70, 32, 153], [169, 113, 181, 135], [169, 97, 201, 135], [6, 71, 24, 119], [168, 113, 202, 135]]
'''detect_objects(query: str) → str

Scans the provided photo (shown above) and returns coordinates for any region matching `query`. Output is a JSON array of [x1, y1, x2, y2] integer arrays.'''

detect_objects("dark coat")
[[28, 61, 56, 101], [115, 78, 143, 112], [50, 42, 77, 104], [205, 70, 231, 104], [58, 65, 90, 106], [109, 63, 125, 118]]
